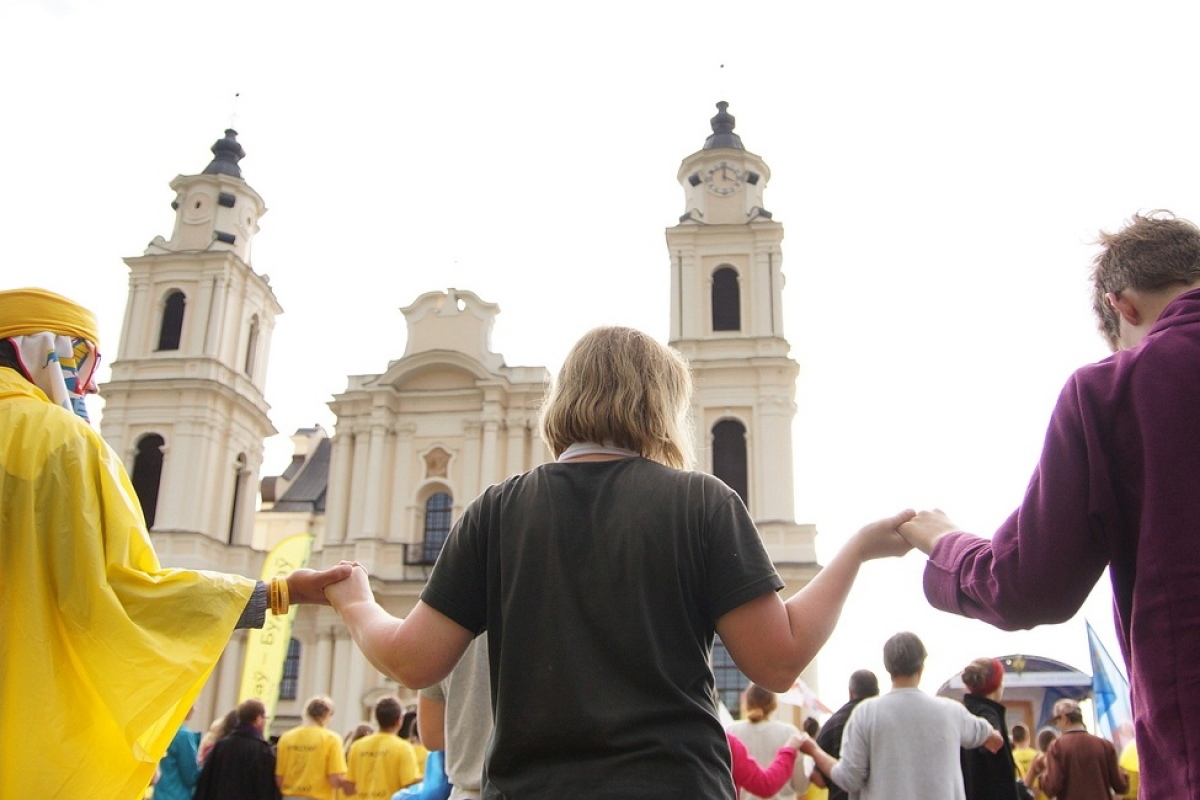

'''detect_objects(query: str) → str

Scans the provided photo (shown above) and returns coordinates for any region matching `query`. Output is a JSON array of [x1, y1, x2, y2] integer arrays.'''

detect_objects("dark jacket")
[[814, 698, 865, 800], [195, 726, 281, 800], [960, 694, 1019, 800]]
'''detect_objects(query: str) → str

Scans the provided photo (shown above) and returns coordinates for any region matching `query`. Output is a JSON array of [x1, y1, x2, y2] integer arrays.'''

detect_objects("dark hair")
[[1036, 728, 1058, 752], [399, 709, 418, 740], [1011, 724, 1029, 743], [803, 717, 820, 737], [1091, 211, 1200, 348], [848, 669, 880, 700], [237, 698, 266, 727], [882, 632, 927, 678], [0, 339, 24, 375], [375, 696, 402, 729]]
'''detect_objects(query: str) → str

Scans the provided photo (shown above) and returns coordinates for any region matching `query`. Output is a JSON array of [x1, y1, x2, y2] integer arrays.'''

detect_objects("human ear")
[[1105, 292, 1141, 326]]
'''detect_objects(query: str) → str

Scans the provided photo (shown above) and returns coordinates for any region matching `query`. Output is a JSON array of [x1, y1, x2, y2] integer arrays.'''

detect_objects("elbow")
[[749, 657, 806, 694], [831, 764, 864, 792]]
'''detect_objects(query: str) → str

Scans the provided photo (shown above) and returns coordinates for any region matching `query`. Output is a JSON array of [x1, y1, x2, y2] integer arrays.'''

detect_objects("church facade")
[[99, 104, 818, 733]]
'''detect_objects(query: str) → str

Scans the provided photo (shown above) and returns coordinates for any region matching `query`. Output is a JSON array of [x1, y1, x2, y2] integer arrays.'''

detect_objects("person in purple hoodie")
[[898, 210, 1200, 799]]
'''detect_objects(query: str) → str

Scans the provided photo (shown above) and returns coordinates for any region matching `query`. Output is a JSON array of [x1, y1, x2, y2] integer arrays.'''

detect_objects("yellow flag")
[[239, 534, 314, 722]]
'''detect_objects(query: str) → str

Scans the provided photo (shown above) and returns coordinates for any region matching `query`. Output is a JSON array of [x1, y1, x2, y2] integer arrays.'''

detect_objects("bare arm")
[[325, 564, 474, 689], [716, 510, 914, 691], [418, 693, 447, 752], [799, 737, 840, 789]]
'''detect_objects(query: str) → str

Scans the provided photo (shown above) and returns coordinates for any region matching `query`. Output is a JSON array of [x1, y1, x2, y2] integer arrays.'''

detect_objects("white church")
[[98, 102, 821, 733]]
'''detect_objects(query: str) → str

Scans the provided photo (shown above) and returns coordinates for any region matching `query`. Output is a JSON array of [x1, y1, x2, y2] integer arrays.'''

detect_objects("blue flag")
[[1087, 621, 1134, 751]]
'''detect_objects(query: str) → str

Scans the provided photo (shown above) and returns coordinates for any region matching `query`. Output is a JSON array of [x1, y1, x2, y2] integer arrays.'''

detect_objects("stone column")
[[359, 420, 388, 539], [346, 431, 370, 538], [388, 425, 416, 541], [325, 432, 354, 543], [462, 421, 482, 501]]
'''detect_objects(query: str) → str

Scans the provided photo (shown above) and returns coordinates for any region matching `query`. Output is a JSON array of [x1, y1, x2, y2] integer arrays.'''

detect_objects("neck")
[[891, 674, 921, 690]]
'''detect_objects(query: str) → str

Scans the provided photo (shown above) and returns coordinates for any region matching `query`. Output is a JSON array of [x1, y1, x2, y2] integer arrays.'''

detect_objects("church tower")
[[665, 103, 816, 571], [100, 130, 281, 555]]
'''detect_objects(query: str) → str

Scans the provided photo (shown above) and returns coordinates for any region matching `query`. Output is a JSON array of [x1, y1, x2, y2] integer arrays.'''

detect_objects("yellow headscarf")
[[0, 287, 101, 345], [0, 287, 102, 421]]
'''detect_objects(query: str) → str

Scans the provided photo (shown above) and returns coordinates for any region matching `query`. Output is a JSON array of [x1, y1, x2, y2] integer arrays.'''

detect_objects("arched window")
[[712, 419, 748, 508], [279, 638, 301, 700], [712, 636, 749, 719], [244, 315, 259, 376], [157, 291, 186, 351], [227, 453, 248, 544], [421, 492, 453, 564], [131, 434, 165, 528], [711, 267, 741, 331]]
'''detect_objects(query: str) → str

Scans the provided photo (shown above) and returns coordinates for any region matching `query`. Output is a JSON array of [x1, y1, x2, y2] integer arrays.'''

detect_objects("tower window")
[[157, 291, 186, 351], [712, 267, 741, 331], [228, 453, 248, 544], [421, 492, 453, 564], [244, 315, 259, 376], [712, 419, 748, 508], [131, 434, 165, 528]]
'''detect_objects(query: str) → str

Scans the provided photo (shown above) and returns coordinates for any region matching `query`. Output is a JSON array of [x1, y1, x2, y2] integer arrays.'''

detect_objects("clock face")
[[704, 161, 742, 196]]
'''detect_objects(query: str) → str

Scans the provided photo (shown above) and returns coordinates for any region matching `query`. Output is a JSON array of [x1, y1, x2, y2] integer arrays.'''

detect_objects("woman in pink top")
[[728, 731, 804, 798]]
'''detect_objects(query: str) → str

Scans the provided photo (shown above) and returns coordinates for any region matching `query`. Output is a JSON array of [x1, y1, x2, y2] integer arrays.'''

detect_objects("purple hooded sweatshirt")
[[924, 287, 1200, 798]]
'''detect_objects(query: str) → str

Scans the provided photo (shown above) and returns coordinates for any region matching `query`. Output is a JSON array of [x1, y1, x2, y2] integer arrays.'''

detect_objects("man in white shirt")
[[801, 632, 1001, 800]]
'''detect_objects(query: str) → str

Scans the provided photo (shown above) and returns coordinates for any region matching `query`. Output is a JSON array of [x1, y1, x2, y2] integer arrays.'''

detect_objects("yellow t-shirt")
[[276, 725, 348, 800], [411, 743, 429, 777], [346, 733, 420, 800], [1119, 741, 1139, 799], [1012, 746, 1037, 780]]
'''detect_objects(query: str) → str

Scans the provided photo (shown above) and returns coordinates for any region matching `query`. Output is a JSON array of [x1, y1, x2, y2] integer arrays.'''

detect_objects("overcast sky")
[[3, 0, 1196, 707]]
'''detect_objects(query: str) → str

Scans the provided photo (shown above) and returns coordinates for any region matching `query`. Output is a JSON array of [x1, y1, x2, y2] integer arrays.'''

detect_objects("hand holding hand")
[[323, 561, 374, 612], [285, 563, 355, 606], [897, 509, 960, 555], [786, 733, 806, 752], [846, 509, 917, 562]]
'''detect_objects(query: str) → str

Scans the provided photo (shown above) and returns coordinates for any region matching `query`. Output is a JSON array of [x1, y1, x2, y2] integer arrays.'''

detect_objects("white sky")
[[3, 0, 1195, 706]]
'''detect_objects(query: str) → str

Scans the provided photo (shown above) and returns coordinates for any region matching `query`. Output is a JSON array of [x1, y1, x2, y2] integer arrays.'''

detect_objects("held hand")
[[323, 563, 374, 611], [982, 728, 1004, 754], [786, 733, 805, 751], [285, 563, 354, 606], [797, 733, 819, 757], [846, 509, 917, 562], [897, 509, 960, 555]]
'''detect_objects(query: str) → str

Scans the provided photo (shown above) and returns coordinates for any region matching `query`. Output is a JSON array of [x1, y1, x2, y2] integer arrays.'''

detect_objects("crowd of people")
[[4, 209, 1197, 797]]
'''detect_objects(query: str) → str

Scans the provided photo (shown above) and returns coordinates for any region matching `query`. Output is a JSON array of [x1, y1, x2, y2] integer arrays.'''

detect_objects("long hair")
[[539, 327, 694, 469]]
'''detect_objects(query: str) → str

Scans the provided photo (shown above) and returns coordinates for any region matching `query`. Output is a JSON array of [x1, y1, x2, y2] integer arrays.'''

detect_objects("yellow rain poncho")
[[0, 289, 256, 798]]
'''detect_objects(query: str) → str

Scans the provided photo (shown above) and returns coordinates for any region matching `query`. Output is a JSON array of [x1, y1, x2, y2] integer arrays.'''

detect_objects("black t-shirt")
[[815, 698, 864, 800], [422, 457, 784, 799]]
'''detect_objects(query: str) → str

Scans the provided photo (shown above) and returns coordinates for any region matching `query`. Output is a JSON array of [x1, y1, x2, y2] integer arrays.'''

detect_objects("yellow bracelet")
[[269, 577, 290, 616], [277, 576, 290, 615]]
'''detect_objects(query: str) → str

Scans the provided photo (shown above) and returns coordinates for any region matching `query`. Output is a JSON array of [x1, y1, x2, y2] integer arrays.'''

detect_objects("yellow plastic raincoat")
[[0, 367, 256, 798]]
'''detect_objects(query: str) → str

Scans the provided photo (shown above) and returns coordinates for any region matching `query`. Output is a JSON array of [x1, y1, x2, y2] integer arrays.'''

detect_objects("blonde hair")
[[305, 695, 335, 724], [539, 327, 694, 469]]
